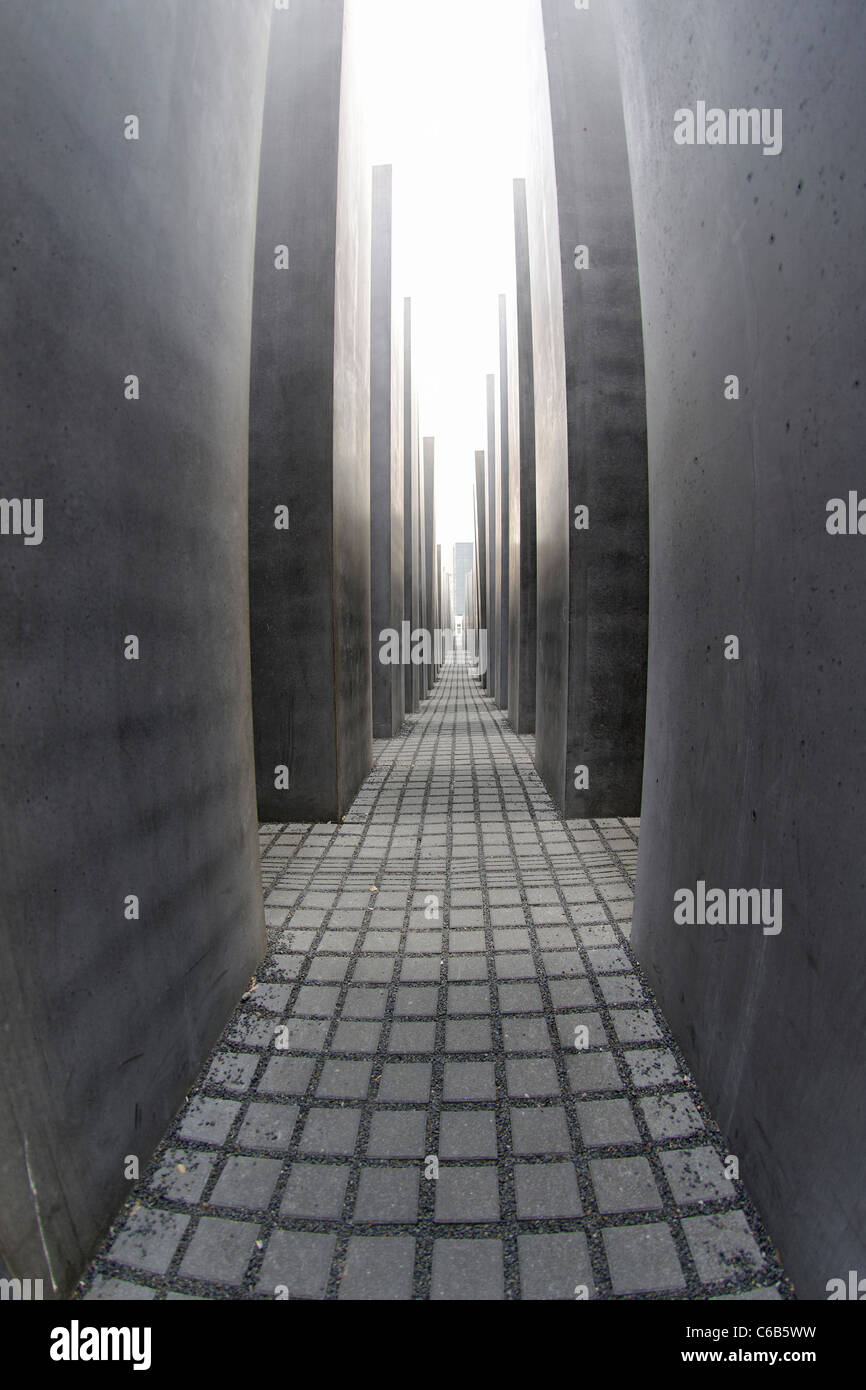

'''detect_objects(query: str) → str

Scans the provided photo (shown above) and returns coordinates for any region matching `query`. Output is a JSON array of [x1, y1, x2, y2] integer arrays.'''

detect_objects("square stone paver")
[[338, 1237, 416, 1299], [353, 1167, 419, 1223], [299, 1108, 361, 1156], [577, 1099, 640, 1148], [439, 1110, 498, 1159], [108, 1208, 189, 1276], [682, 1211, 765, 1284], [210, 1156, 282, 1212], [280, 1163, 349, 1220], [518, 1233, 595, 1300], [603, 1223, 686, 1294], [430, 1240, 505, 1300], [435, 1167, 500, 1223], [257, 1231, 336, 1299], [179, 1217, 259, 1285], [515, 1162, 582, 1219], [590, 1156, 663, 1213]]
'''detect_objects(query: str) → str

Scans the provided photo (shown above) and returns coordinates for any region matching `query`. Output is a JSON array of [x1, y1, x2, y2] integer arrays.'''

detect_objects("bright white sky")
[[355, 0, 532, 567]]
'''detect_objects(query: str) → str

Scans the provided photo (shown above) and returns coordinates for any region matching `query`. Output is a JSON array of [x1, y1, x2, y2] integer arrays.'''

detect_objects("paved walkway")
[[78, 656, 789, 1300]]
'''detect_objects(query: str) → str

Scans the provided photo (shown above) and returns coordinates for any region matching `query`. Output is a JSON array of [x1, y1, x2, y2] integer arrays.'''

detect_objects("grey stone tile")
[[510, 1106, 573, 1156], [238, 1101, 298, 1153], [443, 1060, 497, 1101], [210, 1156, 281, 1212], [178, 1096, 239, 1146], [566, 1052, 623, 1094], [280, 1163, 349, 1220], [257, 1231, 335, 1299], [368, 1109, 428, 1159], [258, 1056, 316, 1096], [179, 1216, 259, 1285], [395, 986, 438, 1017], [377, 1061, 432, 1103], [108, 1208, 190, 1276], [590, 1156, 663, 1213], [506, 1058, 560, 1098], [431, 1239, 504, 1300], [84, 1278, 157, 1301], [149, 1149, 213, 1204], [299, 1108, 361, 1157], [341, 987, 389, 1019], [626, 1048, 681, 1089], [640, 1092, 705, 1140], [660, 1146, 735, 1205], [682, 1212, 765, 1284], [603, 1223, 686, 1294], [445, 1018, 493, 1053], [518, 1233, 594, 1300], [353, 1167, 419, 1223], [498, 982, 544, 1014], [515, 1162, 582, 1218], [435, 1167, 500, 1223], [610, 1008, 663, 1045], [439, 1110, 498, 1159], [317, 1059, 373, 1101], [502, 1018, 551, 1054], [206, 1052, 259, 1094], [576, 1099, 640, 1148], [447, 984, 491, 1014], [338, 1237, 416, 1299]]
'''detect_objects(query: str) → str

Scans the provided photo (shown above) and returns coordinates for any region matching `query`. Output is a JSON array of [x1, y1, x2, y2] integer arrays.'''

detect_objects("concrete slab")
[[527, 0, 649, 816], [370, 165, 405, 737], [0, 0, 271, 1295], [249, 0, 372, 821], [507, 180, 538, 733]]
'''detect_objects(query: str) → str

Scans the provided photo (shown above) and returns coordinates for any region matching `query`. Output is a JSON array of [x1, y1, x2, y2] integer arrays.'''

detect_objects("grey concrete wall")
[[423, 438, 436, 686], [417, 420, 429, 700], [249, 0, 371, 821], [526, 0, 649, 817], [403, 299, 421, 715], [0, 0, 271, 1295], [370, 165, 405, 737], [485, 375, 498, 697], [507, 179, 538, 734], [496, 296, 511, 710], [474, 451, 488, 642], [614, 0, 866, 1299]]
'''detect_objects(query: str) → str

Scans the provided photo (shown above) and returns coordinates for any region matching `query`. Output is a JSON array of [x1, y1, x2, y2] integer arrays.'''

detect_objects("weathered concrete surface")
[[423, 438, 437, 685], [417, 425, 429, 699], [526, 0, 649, 817], [370, 165, 405, 737], [0, 0, 271, 1295], [614, 0, 866, 1299], [403, 300, 421, 715], [249, 0, 372, 820], [485, 375, 498, 698], [496, 296, 511, 710], [474, 451, 488, 652], [454, 541, 474, 621], [507, 180, 538, 734]]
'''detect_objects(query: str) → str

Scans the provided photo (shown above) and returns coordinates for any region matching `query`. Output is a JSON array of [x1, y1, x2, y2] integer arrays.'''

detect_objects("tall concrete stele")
[[403, 299, 422, 715], [613, 0, 866, 1299], [370, 165, 405, 738], [0, 0, 271, 1296], [249, 0, 372, 821], [495, 296, 511, 710], [507, 180, 538, 735], [473, 451, 488, 668], [423, 439, 437, 684], [526, 0, 649, 818], [484, 375, 498, 698]]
